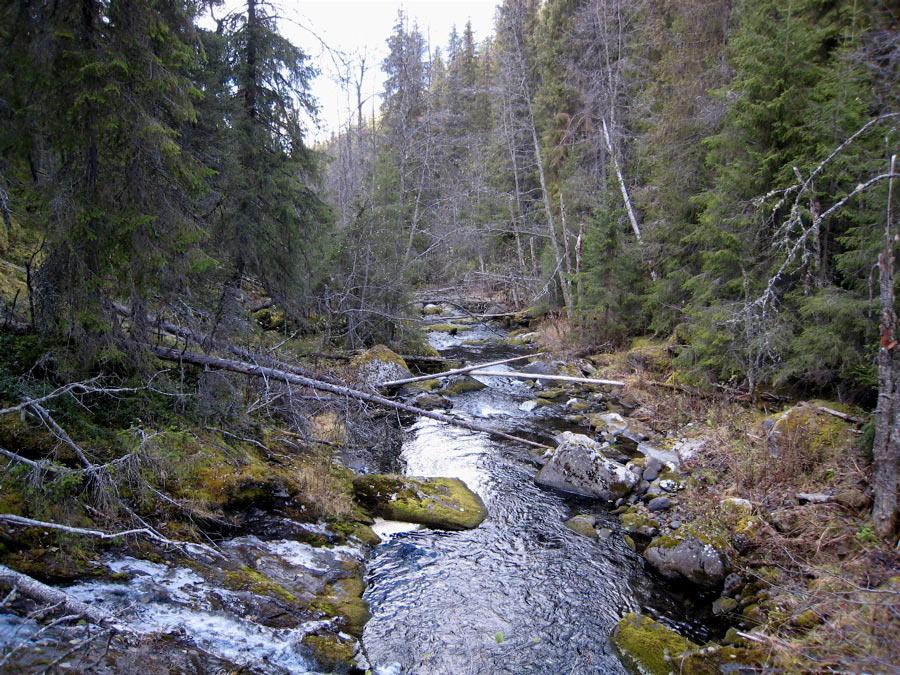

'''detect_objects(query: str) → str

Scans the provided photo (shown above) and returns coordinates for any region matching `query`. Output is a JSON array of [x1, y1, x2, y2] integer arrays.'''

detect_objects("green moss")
[[312, 567, 369, 638], [253, 307, 285, 331], [612, 613, 698, 675], [441, 376, 486, 396], [353, 475, 487, 530], [303, 633, 356, 670], [223, 565, 297, 603], [620, 511, 660, 536]]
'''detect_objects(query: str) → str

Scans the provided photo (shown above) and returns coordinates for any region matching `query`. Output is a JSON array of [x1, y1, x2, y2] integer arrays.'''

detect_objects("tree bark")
[[873, 153, 898, 538]]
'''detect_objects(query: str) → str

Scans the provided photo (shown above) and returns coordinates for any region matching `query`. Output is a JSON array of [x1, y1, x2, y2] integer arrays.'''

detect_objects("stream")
[[361, 316, 710, 674], [0, 313, 712, 674]]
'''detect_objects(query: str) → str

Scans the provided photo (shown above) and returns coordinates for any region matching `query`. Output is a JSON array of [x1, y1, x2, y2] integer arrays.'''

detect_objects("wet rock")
[[587, 412, 629, 436], [620, 509, 660, 539], [441, 375, 487, 396], [647, 497, 672, 512], [520, 360, 558, 376], [535, 432, 638, 501], [597, 527, 613, 541], [536, 387, 568, 402], [519, 399, 539, 412], [565, 515, 598, 540], [351, 345, 411, 390], [644, 533, 730, 589], [413, 392, 452, 410], [353, 475, 487, 530], [642, 457, 664, 482]]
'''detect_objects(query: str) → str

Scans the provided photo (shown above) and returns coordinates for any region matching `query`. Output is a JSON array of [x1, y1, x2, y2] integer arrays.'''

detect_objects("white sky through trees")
[[280, 1, 499, 141]]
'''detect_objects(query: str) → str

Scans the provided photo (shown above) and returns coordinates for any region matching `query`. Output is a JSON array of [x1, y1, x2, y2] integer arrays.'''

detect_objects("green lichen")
[[353, 475, 487, 530], [441, 376, 486, 396], [302, 633, 356, 671]]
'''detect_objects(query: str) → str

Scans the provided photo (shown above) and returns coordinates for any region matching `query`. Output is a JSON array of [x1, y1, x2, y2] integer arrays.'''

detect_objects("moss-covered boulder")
[[612, 613, 698, 675], [625, 337, 672, 374], [350, 345, 411, 389], [253, 306, 285, 331], [644, 523, 730, 589], [441, 375, 486, 396], [422, 303, 444, 316], [353, 475, 487, 530], [764, 401, 855, 464]]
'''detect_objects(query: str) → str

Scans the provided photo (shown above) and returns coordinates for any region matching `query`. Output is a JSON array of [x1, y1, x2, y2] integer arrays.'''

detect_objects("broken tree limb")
[[0, 514, 222, 559], [379, 353, 545, 388], [0, 563, 121, 629], [468, 370, 625, 387], [813, 405, 865, 425], [151, 346, 552, 450]]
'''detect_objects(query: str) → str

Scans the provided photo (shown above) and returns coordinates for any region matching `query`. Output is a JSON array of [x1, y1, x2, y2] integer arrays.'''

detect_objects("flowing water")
[[362, 319, 708, 674]]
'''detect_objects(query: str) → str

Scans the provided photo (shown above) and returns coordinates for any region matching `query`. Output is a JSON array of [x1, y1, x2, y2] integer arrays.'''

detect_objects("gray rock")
[[722, 573, 744, 597], [413, 393, 452, 410], [634, 480, 651, 496], [520, 360, 558, 376], [647, 496, 673, 512], [535, 432, 638, 501], [644, 536, 729, 589], [643, 457, 664, 482], [712, 596, 738, 616], [669, 520, 682, 530], [597, 527, 613, 541]]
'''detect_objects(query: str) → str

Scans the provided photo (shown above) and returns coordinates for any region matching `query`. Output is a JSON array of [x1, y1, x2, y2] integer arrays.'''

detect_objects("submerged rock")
[[413, 392, 453, 410], [564, 514, 598, 540], [535, 432, 638, 501], [353, 474, 487, 530]]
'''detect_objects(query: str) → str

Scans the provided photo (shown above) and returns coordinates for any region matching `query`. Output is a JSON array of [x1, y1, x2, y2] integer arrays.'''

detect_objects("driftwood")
[[468, 370, 625, 387], [814, 405, 865, 425], [379, 353, 544, 388], [152, 347, 552, 450], [0, 563, 121, 629]]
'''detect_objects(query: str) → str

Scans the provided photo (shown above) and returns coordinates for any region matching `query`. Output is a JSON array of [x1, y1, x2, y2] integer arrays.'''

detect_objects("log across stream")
[[360, 313, 713, 674]]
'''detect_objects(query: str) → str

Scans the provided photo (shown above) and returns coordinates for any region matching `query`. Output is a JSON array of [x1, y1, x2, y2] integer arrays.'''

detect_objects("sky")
[[282, 1, 500, 141]]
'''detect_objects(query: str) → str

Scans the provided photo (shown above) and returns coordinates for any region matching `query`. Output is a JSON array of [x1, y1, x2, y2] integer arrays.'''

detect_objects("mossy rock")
[[536, 387, 568, 402], [422, 304, 444, 316], [626, 338, 672, 374], [223, 565, 297, 604], [612, 612, 699, 675], [353, 475, 487, 530], [302, 633, 357, 672], [350, 345, 411, 388], [253, 307, 285, 331], [620, 510, 660, 538], [441, 375, 486, 396], [765, 402, 855, 465], [565, 515, 598, 539]]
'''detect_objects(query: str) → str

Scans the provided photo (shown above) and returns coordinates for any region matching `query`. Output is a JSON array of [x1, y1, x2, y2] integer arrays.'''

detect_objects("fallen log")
[[468, 370, 625, 387], [379, 353, 544, 388], [0, 563, 121, 630], [152, 347, 552, 450]]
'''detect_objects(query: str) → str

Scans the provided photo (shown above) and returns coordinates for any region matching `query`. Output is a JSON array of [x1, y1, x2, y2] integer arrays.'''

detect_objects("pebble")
[[647, 496, 672, 512], [668, 520, 682, 530]]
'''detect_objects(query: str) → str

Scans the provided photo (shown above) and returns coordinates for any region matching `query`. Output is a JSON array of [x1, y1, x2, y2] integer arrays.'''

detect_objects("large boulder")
[[764, 401, 855, 460], [644, 526, 730, 589], [350, 345, 411, 390], [353, 475, 487, 530], [535, 432, 638, 501]]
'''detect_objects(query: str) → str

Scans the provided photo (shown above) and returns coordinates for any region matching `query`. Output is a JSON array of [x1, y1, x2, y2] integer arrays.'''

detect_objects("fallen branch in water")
[[379, 353, 544, 388], [0, 514, 223, 559], [468, 370, 625, 387], [0, 563, 122, 630], [151, 346, 553, 450]]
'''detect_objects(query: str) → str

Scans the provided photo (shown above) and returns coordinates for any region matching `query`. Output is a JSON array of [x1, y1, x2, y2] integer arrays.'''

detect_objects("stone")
[[835, 489, 870, 511], [441, 375, 486, 396], [669, 520, 682, 530], [535, 432, 638, 501], [422, 303, 443, 315], [712, 596, 738, 616], [722, 573, 744, 597], [620, 510, 660, 538], [588, 412, 629, 436], [644, 535, 729, 589], [720, 497, 753, 516], [520, 360, 558, 376], [658, 479, 680, 493], [642, 457, 664, 482], [353, 475, 487, 530], [413, 392, 452, 410], [565, 515, 598, 540], [634, 480, 651, 496], [612, 613, 697, 675], [597, 527, 613, 541], [672, 437, 705, 463], [350, 345, 411, 390], [765, 401, 854, 459], [647, 497, 673, 512]]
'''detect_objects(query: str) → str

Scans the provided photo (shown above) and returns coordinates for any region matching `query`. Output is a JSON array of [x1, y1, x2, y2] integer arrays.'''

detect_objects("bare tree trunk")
[[873, 153, 898, 538], [601, 117, 643, 246]]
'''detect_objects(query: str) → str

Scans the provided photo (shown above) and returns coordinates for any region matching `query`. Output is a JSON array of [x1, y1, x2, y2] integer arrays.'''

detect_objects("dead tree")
[[873, 154, 898, 538]]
